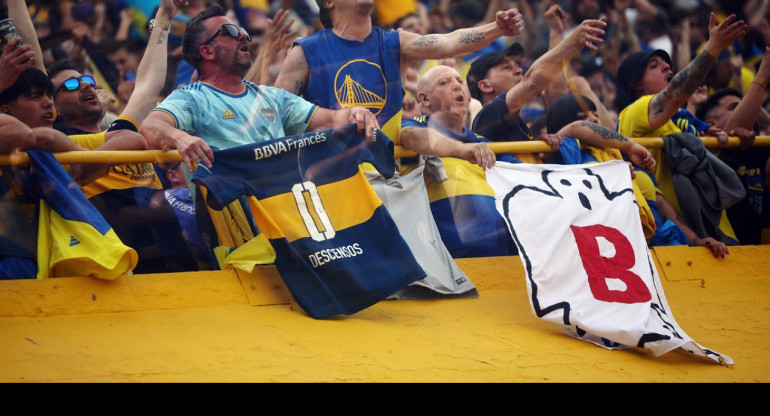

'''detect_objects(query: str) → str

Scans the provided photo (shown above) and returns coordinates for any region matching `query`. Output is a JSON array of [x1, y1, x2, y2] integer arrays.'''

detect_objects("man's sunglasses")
[[54, 75, 96, 96], [203, 23, 251, 45]]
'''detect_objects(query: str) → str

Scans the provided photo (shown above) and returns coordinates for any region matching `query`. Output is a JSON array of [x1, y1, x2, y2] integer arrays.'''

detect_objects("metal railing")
[[1, 136, 769, 165]]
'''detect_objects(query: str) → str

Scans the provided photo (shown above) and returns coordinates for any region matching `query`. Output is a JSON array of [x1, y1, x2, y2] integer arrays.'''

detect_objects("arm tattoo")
[[412, 35, 439, 47], [458, 30, 484, 44], [579, 121, 628, 143], [293, 80, 306, 96], [652, 51, 716, 115], [157, 32, 166, 44]]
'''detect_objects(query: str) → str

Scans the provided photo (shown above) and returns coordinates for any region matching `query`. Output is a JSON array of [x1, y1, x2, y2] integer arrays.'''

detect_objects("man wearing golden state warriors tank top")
[[275, 0, 523, 149], [269, 1, 523, 299]]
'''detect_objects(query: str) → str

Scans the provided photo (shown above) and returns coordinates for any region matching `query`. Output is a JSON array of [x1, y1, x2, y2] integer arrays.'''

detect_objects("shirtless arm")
[[399, 9, 523, 67], [118, 0, 181, 125], [274, 44, 311, 96]]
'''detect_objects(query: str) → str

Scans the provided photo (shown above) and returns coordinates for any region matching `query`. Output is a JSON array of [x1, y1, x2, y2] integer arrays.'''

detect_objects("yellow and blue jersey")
[[193, 124, 425, 319], [27, 149, 137, 279], [402, 116, 517, 258]]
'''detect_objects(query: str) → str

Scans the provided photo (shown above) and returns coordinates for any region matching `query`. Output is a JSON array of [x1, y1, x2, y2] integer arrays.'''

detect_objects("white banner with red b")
[[487, 160, 732, 365]]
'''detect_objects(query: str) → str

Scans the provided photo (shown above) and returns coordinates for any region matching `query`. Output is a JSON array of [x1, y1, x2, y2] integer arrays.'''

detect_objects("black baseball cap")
[[617, 49, 672, 99], [466, 43, 525, 101]]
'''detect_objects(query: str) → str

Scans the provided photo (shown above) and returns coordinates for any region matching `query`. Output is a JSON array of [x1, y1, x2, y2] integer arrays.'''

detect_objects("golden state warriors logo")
[[260, 107, 277, 123], [334, 59, 387, 116]]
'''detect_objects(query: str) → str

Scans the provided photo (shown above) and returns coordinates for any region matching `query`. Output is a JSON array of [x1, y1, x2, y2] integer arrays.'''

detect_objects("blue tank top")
[[297, 27, 404, 143]]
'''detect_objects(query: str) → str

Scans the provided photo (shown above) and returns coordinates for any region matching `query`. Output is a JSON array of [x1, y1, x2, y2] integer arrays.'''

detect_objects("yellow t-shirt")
[[618, 95, 738, 242], [69, 131, 162, 199], [374, 0, 417, 27]]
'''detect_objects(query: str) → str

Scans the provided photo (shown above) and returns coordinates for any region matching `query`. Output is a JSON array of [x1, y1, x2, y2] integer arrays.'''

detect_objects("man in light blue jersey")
[[140, 3, 379, 172]]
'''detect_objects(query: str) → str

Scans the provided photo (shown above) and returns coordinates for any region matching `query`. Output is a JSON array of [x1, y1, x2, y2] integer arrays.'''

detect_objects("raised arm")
[[118, 0, 182, 126], [724, 46, 770, 132], [505, 17, 606, 114], [541, 4, 570, 104], [648, 13, 747, 130], [244, 9, 297, 86], [399, 9, 523, 67], [569, 75, 616, 129], [7, 0, 46, 73]]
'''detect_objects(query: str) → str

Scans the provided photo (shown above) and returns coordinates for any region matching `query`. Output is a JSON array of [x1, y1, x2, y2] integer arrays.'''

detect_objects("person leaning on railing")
[[617, 12, 748, 248]]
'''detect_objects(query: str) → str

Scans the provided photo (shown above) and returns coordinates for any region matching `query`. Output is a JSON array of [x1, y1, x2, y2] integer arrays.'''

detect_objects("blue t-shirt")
[[154, 81, 318, 150]]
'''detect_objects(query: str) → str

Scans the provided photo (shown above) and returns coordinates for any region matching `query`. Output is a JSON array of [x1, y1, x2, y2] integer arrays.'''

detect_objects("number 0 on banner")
[[292, 181, 336, 242]]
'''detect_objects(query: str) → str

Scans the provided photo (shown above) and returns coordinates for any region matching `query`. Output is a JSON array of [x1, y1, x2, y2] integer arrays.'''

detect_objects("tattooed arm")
[[119, 0, 181, 125], [399, 9, 524, 67], [551, 120, 656, 172], [647, 13, 746, 130], [273, 43, 310, 96]]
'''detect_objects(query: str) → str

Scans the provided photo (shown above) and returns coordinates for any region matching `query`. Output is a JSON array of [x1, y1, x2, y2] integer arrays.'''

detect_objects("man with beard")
[[139, 3, 379, 275], [140, 2, 378, 171]]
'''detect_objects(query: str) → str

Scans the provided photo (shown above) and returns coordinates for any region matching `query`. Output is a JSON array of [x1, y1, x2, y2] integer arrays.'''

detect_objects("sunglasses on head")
[[54, 75, 96, 96], [203, 23, 251, 45]]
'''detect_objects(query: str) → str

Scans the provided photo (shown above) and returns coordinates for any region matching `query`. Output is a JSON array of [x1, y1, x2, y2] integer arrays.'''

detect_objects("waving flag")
[[487, 160, 733, 365], [28, 150, 138, 279]]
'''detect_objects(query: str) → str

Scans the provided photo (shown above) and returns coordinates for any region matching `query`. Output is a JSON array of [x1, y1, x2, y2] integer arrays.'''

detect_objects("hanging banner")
[[487, 160, 733, 365]]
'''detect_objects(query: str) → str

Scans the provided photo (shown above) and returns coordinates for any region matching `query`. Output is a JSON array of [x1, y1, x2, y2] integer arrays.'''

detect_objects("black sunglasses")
[[202, 23, 251, 45], [54, 75, 96, 96]]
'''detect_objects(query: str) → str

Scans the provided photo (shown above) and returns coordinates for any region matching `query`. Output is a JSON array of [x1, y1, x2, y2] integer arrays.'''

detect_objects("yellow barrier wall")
[[0, 246, 768, 382]]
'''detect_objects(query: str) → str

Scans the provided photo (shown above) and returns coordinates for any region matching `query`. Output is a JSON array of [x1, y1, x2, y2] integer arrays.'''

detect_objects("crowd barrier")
[[1, 136, 769, 166]]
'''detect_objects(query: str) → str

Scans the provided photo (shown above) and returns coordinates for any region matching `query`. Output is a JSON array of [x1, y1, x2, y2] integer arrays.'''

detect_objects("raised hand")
[[565, 16, 607, 51], [0, 38, 35, 92], [704, 13, 747, 57], [496, 9, 524, 37]]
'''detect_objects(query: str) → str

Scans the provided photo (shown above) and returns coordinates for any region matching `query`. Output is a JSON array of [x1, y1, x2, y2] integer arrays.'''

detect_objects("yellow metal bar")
[[0, 150, 183, 166], [2, 137, 769, 165], [395, 136, 770, 158]]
